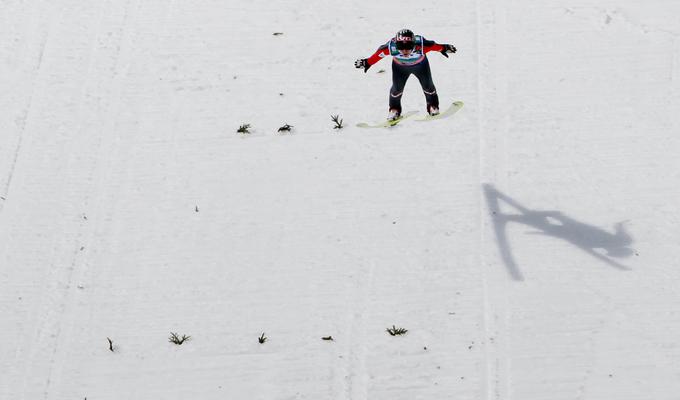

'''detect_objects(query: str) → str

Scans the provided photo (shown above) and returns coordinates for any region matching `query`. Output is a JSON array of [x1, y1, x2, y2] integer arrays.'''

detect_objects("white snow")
[[1, 0, 679, 399]]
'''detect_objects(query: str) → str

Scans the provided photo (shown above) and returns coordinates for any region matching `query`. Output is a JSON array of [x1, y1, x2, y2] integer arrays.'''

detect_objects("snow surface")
[[1, 1, 680, 399]]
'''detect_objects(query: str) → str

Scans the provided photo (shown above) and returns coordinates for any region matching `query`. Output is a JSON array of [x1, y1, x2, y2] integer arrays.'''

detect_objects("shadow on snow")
[[483, 184, 634, 281]]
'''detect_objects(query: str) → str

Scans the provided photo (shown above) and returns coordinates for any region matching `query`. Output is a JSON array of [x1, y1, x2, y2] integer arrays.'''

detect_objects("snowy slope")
[[1, 1, 679, 399]]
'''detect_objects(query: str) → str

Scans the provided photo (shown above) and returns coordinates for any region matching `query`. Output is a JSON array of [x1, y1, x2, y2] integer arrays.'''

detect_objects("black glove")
[[440, 44, 457, 58], [354, 58, 370, 73]]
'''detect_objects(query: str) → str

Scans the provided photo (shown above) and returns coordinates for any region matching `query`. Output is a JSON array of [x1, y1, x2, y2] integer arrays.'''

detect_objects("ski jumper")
[[366, 36, 446, 113]]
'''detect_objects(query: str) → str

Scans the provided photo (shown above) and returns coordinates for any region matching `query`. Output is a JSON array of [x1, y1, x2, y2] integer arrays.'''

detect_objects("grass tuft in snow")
[[331, 115, 343, 129], [386, 325, 408, 336], [277, 123, 293, 133], [258, 332, 267, 344], [107, 337, 114, 352], [237, 124, 251, 134], [168, 332, 191, 345]]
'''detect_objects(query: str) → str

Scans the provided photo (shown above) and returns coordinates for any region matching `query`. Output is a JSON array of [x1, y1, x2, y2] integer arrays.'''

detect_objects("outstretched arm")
[[366, 43, 390, 65], [355, 43, 390, 73], [422, 38, 457, 57]]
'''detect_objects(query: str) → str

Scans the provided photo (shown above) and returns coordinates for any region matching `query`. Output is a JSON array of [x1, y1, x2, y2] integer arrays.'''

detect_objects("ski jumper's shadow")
[[483, 184, 634, 281]]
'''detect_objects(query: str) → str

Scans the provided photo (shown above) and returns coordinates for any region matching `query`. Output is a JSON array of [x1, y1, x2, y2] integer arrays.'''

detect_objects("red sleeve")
[[366, 43, 391, 66], [422, 38, 445, 54], [423, 43, 445, 53]]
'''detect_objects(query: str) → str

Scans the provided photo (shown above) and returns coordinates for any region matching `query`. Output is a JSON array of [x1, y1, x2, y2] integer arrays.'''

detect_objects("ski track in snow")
[[0, 4, 54, 212], [42, 1, 139, 398], [2, 1, 680, 400]]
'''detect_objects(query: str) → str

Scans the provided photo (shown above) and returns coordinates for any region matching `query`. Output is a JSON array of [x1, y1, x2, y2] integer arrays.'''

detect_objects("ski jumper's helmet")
[[395, 29, 415, 50]]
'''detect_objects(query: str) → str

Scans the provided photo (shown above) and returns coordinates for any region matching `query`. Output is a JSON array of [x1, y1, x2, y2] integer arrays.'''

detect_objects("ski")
[[415, 101, 464, 121], [356, 111, 418, 129]]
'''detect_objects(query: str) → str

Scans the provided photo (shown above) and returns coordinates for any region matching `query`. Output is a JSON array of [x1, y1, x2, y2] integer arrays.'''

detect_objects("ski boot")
[[387, 108, 401, 121], [427, 104, 440, 116]]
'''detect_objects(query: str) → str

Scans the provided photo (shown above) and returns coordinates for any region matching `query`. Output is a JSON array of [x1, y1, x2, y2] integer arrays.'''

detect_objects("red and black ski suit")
[[362, 35, 453, 113]]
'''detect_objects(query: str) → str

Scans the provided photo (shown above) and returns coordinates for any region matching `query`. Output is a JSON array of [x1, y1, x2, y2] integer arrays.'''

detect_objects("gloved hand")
[[440, 44, 457, 58], [354, 58, 370, 73]]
